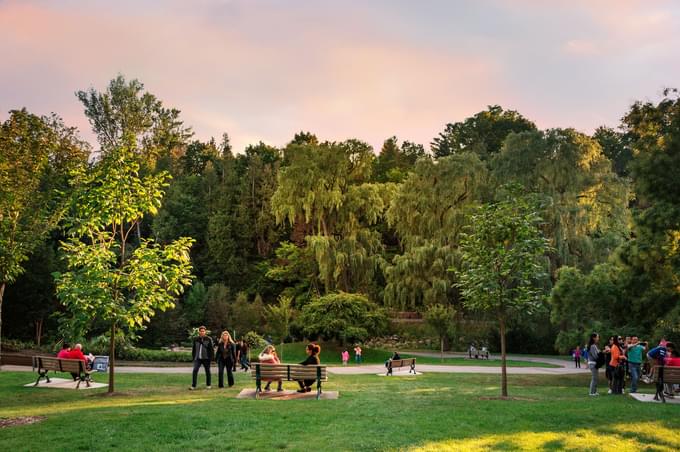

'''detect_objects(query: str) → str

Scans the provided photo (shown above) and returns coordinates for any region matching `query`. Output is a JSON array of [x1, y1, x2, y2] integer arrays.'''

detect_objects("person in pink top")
[[341, 350, 349, 366], [258, 345, 283, 392]]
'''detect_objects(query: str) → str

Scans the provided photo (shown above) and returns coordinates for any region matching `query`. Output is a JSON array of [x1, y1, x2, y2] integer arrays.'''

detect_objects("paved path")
[[1, 354, 590, 376]]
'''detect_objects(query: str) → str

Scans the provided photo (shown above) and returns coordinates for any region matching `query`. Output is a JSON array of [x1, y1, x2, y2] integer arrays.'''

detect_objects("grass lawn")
[[1, 370, 678, 451], [267, 343, 559, 368]]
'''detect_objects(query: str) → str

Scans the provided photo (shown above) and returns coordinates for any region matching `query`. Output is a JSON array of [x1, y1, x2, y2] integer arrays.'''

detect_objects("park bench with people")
[[652, 366, 680, 403], [250, 363, 328, 399], [32, 356, 92, 389], [386, 357, 417, 376]]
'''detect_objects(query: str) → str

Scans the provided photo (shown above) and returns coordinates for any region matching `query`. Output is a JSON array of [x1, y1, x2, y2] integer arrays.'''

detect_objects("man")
[[626, 336, 646, 393], [647, 341, 675, 400], [57, 342, 70, 358], [190, 326, 214, 390], [65, 343, 88, 381]]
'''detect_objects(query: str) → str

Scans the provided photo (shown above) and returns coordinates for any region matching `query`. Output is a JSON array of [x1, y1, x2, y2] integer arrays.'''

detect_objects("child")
[[341, 350, 349, 366]]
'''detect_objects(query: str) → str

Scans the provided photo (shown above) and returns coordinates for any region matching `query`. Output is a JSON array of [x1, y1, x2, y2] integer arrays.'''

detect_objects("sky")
[[1, 0, 680, 153]]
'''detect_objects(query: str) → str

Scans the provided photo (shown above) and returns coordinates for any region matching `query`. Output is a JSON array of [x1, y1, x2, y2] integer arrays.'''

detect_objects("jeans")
[[356, 355, 362, 364], [217, 360, 234, 387], [628, 362, 641, 393], [192, 359, 211, 387], [612, 365, 624, 394], [589, 363, 599, 394]]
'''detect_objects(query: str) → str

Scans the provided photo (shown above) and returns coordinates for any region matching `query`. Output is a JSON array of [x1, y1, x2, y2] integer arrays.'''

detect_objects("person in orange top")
[[609, 336, 627, 394]]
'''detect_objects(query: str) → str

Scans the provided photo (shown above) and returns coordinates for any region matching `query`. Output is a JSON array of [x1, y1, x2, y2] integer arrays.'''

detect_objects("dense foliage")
[[2, 76, 679, 356]]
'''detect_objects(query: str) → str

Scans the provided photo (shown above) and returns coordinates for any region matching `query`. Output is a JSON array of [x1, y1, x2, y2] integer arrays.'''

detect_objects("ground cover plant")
[[1, 371, 677, 451]]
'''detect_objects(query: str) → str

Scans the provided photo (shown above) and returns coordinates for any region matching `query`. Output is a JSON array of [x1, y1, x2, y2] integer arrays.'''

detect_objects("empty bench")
[[652, 366, 680, 403], [250, 363, 328, 400], [32, 356, 92, 389], [386, 358, 416, 376]]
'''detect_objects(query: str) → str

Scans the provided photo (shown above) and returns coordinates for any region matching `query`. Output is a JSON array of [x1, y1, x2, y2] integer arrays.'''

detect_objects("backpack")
[[595, 351, 606, 369]]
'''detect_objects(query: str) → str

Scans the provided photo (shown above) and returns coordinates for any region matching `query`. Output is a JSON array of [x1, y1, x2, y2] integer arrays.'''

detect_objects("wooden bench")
[[652, 366, 680, 403], [386, 358, 416, 376], [33, 356, 92, 389], [250, 363, 328, 400]]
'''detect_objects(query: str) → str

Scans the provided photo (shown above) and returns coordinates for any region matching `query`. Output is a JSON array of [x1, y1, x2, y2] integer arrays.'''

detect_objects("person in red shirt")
[[57, 343, 70, 358], [65, 343, 87, 363]]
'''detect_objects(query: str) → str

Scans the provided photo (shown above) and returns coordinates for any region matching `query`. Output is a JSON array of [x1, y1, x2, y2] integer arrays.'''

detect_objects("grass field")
[[1, 370, 678, 451], [256, 343, 559, 368]]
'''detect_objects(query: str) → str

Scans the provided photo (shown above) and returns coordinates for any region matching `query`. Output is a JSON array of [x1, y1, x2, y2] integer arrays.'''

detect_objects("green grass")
[[1, 370, 678, 451], [266, 342, 558, 368]]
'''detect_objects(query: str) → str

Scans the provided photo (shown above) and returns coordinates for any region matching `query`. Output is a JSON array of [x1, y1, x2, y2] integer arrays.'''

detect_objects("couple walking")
[[190, 326, 238, 390]]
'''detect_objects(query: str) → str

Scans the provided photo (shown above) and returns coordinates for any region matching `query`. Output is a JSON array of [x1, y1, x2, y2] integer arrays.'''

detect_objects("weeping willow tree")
[[492, 129, 630, 278], [271, 139, 395, 293], [383, 153, 489, 311]]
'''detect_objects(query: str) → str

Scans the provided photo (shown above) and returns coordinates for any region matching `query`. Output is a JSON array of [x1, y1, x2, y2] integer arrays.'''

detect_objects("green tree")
[[384, 153, 489, 310], [299, 292, 388, 344], [424, 303, 456, 361], [54, 147, 194, 392], [431, 105, 536, 159], [265, 295, 295, 360], [456, 195, 550, 397], [77, 75, 192, 165], [0, 109, 89, 364], [593, 126, 633, 178], [372, 136, 426, 183]]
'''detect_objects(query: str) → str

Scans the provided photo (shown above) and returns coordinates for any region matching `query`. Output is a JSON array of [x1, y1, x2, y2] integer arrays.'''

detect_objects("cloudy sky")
[[1, 0, 679, 153]]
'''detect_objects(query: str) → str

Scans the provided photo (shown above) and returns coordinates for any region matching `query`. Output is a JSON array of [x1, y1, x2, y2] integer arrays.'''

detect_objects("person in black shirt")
[[297, 343, 321, 393], [190, 326, 214, 390], [215, 331, 236, 388]]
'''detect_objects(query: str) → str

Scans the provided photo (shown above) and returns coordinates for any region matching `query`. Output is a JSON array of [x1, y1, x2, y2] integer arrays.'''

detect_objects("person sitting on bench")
[[258, 345, 283, 392], [385, 351, 401, 368], [65, 343, 88, 381], [297, 343, 321, 393]]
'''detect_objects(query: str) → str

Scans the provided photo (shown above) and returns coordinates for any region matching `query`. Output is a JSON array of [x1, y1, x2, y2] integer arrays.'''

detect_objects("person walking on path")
[[190, 326, 214, 390], [354, 345, 362, 365], [573, 346, 581, 368], [239, 340, 251, 371], [215, 331, 236, 388], [626, 336, 646, 393], [587, 333, 601, 396]]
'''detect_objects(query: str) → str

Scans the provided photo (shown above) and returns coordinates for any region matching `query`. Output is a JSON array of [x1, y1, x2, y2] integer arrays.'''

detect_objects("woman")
[[604, 336, 614, 393], [573, 346, 581, 368], [587, 333, 600, 396], [215, 331, 236, 388], [297, 343, 321, 393], [240, 340, 250, 371], [258, 345, 283, 392], [609, 336, 627, 394]]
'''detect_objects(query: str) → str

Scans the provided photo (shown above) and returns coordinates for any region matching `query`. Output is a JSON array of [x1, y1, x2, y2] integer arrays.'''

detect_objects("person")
[[648, 341, 675, 400], [239, 340, 250, 371], [215, 331, 236, 388], [609, 336, 626, 395], [65, 343, 88, 381], [190, 326, 214, 390], [354, 345, 362, 365], [341, 350, 349, 366], [233, 339, 241, 372], [626, 336, 646, 394], [587, 333, 601, 396], [297, 343, 321, 393], [573, 346, 581, 368], [57, 342, 70, 359], [258, 345, 283, 392], [604, 336, 614, 393]]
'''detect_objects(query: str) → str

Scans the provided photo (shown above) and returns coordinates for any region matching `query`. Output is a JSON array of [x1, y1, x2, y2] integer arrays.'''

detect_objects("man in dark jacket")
[[190, 326, 214, 390]]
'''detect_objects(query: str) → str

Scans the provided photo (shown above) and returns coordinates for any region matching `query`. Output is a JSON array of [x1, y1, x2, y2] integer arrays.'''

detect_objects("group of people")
[[340, 345, 363, 366], [190, 326, 322, 393], [56, 342, 95, 379], [586, 333, 678, 397]]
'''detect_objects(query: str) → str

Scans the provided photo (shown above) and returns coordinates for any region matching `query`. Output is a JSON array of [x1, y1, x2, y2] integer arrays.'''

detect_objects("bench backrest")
[[653, 366, 680, 383], [390, 358, 416, 368], [36, 356, 86, 374], [251, 363, 328, 381]]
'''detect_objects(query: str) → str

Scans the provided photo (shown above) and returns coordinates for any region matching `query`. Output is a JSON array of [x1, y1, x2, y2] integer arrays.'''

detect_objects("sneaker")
[[296, 389, 306, 393], [277, 388, 284, 392], [206, 386, 212, 389], [607, 389, 612, 394], [621, 389, 625, 394], [589, 393, 600, 396], [189, 386, 195, 391]]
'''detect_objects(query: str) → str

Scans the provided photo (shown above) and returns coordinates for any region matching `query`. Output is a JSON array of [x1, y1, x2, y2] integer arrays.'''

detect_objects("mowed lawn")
[[0, 370, 678, 451]]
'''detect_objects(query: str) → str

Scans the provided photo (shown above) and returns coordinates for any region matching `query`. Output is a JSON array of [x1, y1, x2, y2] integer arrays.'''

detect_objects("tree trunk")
[[499, 316, 508, 398], [108, 323, 116, 393], [0, 282, 5, 369], [440, 336, 444, 362], [35, 318, 44, 346], [280, 340, 284, 361]]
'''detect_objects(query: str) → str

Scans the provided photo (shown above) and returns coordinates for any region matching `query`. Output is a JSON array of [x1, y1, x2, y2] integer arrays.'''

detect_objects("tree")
[[0, 109, 88, 365], [456, 195, 550, 397], [77, 75, 192, 166], [424, 304, 455, 361], [372, 136, 426, 183], [431, 105, 536, 159], [299, 292, 387, 344], [593, 126, 633, 177], [384, 153, 489, 310], [54, 147, 194, 393], [265, 295, 295, 360]]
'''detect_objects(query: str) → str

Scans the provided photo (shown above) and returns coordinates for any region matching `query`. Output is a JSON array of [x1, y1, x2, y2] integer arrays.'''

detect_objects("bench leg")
[[386, 366, 392, 376], [316, 380, 322, 400], [410, 364, 416, 374], [255, 378, 261, 400], [34, 370, 50, 386]]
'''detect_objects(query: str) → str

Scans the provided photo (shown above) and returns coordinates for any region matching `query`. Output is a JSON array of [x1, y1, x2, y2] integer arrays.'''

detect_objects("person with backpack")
[[587, 333, 602, 396]]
